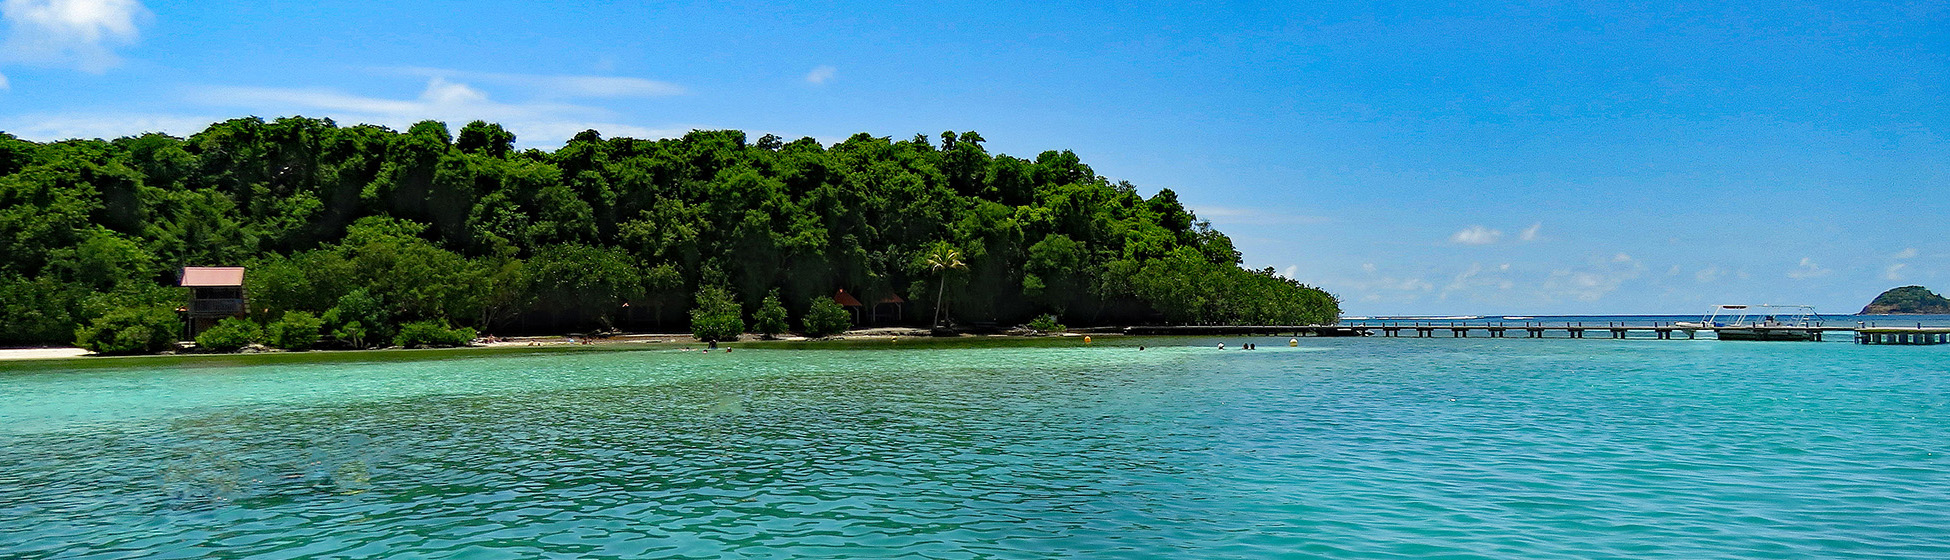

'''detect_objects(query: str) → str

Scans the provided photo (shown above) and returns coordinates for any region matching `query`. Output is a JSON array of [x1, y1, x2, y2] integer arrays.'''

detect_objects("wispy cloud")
[[1894, 247, 1918, 259], [0, 112, 219, 140], [1449, 225, 1502, 245], [1, 0, 149, 73], [1541, 253, 1643, 302], [1342, 263, 1434, 304], [1787, 257, 1831, 279], [1519, 222, 1542, 242], [1884, 263, 1907, 281], [196, 77, 694, 146], [385, 66, 686, 98], [805, 65, 837, 85]]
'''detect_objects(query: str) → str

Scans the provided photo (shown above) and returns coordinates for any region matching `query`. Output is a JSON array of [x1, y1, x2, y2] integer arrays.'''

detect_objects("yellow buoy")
[[1289, 338, 1299, 347], [1084, 336, 1093, 344]]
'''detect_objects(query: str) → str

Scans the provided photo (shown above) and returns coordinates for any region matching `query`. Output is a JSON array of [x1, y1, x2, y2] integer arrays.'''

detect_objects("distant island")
[[1861, 286, 1950, 314], [0, 117, 1339, 354]]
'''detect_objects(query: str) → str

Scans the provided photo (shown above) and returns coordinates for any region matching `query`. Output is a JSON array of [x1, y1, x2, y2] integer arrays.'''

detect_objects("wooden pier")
[[1121, 322, 1900, 343], [1856, 327, 1950, 345]]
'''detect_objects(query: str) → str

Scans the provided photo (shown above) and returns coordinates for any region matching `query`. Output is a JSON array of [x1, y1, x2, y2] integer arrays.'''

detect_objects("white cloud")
[[1612, 252, 1632, 263], [1279, 265, 1298, 279], [1787, 257, 1831, 279], [1519, 222, 1542, 241], [1, 0, 148, 73], [1449, 225, 1502, 245], [386, 67, 686, 98], [805, 65, 837, 85], [0, 70, 8, 89], [1894, 247, 1918, 259], [1695, 266, 1724, 283], [196, 77, 694, 146], [1884, 263, 1907, 281]]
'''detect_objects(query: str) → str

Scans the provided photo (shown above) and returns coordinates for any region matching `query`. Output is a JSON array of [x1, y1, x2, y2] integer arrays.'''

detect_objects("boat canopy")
[[1701, 304, 1819, 328]]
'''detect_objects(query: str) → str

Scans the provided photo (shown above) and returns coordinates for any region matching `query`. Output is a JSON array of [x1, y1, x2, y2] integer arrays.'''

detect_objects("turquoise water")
[[3, 339, 1947, 559]]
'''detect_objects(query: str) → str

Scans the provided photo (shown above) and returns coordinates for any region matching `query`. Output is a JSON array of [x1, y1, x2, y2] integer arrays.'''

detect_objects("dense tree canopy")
[[1861, 286, 1950, 314], [0, 118, 1338, 348]]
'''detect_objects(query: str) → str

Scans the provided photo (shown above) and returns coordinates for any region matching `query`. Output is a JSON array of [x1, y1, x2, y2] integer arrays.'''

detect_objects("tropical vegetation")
[[0, 117, 1338, 352], [1861, 286, 1950, 314]]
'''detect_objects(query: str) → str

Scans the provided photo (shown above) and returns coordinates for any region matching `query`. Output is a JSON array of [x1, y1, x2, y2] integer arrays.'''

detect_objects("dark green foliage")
[[689, 284, 744, 342], [1027, 314, 1066, 333], [393, 320, 477, 348], [195, 317, 261, 352], [0, 119, 1337, 351], [265, 310, 323, 350], [526, 243, 642, 328], [75, 306, 179, 354], [1862, 286, 1950, 314], [322, 288, 391, 348], [803, 296, 852, 338], [753, 289, 788, 338], [0, 276, 90, 344]]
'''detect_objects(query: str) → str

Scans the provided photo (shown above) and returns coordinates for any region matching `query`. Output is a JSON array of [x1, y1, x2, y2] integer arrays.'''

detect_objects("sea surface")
[[2, 337, 1947, 559]]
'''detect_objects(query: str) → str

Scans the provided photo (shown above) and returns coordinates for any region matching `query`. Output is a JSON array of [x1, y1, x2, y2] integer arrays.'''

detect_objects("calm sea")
[[2, 338, 1946, 558]]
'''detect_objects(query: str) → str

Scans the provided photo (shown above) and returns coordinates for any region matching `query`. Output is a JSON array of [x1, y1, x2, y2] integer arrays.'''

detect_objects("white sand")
[[0, 347, 90, 361]]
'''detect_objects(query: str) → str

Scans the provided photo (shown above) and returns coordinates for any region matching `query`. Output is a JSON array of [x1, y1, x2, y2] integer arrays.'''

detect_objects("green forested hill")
[[0, 117, 1338, 348], [1861, 286, 1950, 314]]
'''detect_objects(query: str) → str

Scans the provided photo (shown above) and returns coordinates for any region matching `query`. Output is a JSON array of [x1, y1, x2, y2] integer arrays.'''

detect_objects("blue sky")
[[2, 0, 1944, 315]]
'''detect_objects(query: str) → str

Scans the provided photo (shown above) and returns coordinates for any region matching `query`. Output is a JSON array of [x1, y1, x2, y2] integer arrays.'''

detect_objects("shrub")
[[322, 288, 392, 348], [753, 289, 789, 339], [74, 306, 179, 354], [195, 317, 261, 352], [265, 311, 324, 350], [803, 296, 851, 338], [1027, 313, 1066, 334], [689, 285, 744, 342], [393, 320, 477, 348]]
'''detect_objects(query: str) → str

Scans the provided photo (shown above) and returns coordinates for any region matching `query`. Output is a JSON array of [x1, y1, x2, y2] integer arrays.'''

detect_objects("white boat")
[[1679, 304, 1822, 341]]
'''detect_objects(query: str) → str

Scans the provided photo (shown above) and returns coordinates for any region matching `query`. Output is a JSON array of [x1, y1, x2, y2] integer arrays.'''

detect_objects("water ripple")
[[2, 342, 1948, 558]]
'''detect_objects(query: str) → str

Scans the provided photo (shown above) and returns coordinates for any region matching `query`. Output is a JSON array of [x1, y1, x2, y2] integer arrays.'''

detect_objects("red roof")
[[181, 267, 245, 287], [833, 289, 863, 307], [876, 294, 905, 304]]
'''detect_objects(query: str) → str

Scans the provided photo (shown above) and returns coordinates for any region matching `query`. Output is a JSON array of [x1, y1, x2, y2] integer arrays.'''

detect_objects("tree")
[[689, 284, 744, 342], [753, 289, 789, 339], [0, 121, 1341, 348], [920, 241, 966, 327], [803, 296, 851, 338]]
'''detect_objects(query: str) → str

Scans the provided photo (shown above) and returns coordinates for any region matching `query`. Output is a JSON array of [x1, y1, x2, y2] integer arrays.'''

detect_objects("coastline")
[[0, 329, 1110, 371]]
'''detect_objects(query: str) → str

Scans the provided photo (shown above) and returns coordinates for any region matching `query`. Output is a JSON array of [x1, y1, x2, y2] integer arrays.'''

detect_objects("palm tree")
[[923, 242, 966, 328]]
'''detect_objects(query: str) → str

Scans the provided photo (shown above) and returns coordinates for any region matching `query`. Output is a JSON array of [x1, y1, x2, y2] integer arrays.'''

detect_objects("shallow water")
[[3, 339, 1947, 559]]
